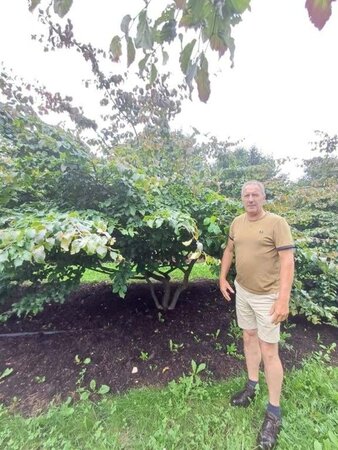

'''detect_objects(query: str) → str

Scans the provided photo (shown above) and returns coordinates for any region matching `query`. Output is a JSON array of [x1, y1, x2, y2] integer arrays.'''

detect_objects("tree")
[[28, 0, 337, 102], [0, 103, 243, 317], [267, 135, 338, 326]]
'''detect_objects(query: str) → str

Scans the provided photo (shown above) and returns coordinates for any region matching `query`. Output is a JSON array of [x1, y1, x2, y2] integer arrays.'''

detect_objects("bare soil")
[[0, 281, 337, 415]]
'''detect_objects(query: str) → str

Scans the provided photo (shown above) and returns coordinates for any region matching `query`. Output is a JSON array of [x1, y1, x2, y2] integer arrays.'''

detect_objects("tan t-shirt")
[[229, 212, 295, 294]]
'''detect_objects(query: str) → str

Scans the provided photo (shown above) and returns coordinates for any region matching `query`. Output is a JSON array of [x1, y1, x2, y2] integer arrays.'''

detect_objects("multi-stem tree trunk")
[[145, 261, 196, 311]]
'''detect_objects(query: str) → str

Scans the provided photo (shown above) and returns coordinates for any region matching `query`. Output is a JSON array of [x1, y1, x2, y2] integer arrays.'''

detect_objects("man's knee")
[[259, 340, 279, 362], [243, 328, 258, 345]]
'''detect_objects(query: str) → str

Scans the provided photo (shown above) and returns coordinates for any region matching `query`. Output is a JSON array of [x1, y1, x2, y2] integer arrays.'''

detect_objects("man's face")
[[241, 184, 265, 217]]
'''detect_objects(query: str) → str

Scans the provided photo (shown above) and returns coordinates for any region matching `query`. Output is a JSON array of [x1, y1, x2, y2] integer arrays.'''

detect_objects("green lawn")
[[81, 262, 218, 284], [1, 357, 337, 450]]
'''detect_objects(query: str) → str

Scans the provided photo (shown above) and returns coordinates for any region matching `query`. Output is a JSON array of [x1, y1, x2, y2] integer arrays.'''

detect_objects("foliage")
[[27, 0, 336, 102], [268, 146, 338, 326], [1, 103, 244, 317], [292, 246, 338, 326]]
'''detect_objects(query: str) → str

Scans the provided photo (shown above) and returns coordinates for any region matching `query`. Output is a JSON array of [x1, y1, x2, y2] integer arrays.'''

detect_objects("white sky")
[[1, 0, 338, 178]]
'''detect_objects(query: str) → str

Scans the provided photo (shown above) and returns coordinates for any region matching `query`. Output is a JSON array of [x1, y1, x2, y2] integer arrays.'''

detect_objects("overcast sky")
[[1, 0, 337, 178]]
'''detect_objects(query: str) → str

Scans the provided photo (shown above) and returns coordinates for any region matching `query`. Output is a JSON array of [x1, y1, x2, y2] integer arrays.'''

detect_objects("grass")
[[81, 261, 218, 284], [1, 355, 337, 450]]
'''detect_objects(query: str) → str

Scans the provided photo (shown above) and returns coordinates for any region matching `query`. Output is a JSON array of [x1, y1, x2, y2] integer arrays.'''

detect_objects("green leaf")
[[60, 233, 72, 252], [230, 0, 251, 14], [150, 64, 158, 85], [189, 250, 202, 260], [98, 384, 110, 395], [120, 14, 132, 35], [89, 379, 96, 391], [109, 251, 118, 261], [44, 237, 55, 251], [208, 223, 222, 234], [195, 53, 210, 103], [196, 362, 206, 373], [180, 0, 208, 27], [155, 218, 164, 228], [70, 239, 82, 255], [85, 239, 98, 256], [53, 0, 73, 18], [96, 245, 108, 259], [135, 11, 153, 50], [210, 34, 228, 58], [160, 19, 177, 43], [14, 258, 24, 268], [0, 250, 9, 263], [182, 238, 193, 246], [191, 359, 197, 372], [313, 441, 323, 450], [127, 37, 136, 67], [32, 245, 46, 264], [0, 368, 14, 380], [185, 61, 197, 95], [110, 35, 122, 62], [179, 39, 196, 75], [138, 54, 150, 76], [29, 0, 41, 13], [26, 228, 36, 239]]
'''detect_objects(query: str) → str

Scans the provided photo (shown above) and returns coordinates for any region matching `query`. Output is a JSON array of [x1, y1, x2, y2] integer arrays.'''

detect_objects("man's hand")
[[270, 300, 289, 325], [219, 280, 234, 302]]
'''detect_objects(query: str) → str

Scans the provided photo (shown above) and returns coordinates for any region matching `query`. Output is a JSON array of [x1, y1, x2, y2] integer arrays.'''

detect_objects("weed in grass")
[[168, 360, 208, 401], [0, 360, 337, 450], [89, 379, 110, 395], [312, 342, 337, 363]]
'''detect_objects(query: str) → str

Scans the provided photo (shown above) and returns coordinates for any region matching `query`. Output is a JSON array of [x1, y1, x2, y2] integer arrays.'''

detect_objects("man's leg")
[[231, 329, 261, 406], [243, 329, 261, 382], [257, 340, 283, 449], [259, 340, 283, 406]]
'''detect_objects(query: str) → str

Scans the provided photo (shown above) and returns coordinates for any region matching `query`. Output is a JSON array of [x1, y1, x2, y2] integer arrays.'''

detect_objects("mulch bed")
[[0, 280, 337, 415]]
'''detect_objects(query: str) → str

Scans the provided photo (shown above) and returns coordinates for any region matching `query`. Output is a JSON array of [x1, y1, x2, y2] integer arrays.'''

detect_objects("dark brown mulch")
[[0, 280, 337, 415]]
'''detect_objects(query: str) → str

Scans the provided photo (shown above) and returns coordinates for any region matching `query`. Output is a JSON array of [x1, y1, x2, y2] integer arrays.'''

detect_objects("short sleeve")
[[273, 218, 295, 250]]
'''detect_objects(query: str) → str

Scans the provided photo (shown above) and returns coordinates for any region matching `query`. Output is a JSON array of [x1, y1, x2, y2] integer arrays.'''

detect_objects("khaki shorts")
[[234, 280, 280, 343]]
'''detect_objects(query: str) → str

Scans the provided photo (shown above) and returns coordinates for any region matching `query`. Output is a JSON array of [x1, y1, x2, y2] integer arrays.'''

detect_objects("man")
[[219, 180, 295, 450]]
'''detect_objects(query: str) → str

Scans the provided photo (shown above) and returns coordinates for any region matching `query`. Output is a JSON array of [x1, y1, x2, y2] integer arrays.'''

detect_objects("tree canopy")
[[28, 0, 337, 102]]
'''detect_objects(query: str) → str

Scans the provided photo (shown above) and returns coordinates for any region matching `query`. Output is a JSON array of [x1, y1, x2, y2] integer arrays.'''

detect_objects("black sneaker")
[[230, 383, 258, 407], [257, 411, 282, 449]]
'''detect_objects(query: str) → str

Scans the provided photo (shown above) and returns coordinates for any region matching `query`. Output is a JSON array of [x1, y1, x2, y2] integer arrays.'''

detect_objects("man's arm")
[[219, 238, 235, 301], [270, 249, 295, 324]]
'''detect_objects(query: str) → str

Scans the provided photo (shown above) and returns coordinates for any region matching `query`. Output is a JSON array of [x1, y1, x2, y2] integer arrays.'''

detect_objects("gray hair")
[[241, 180, 266, 197]]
